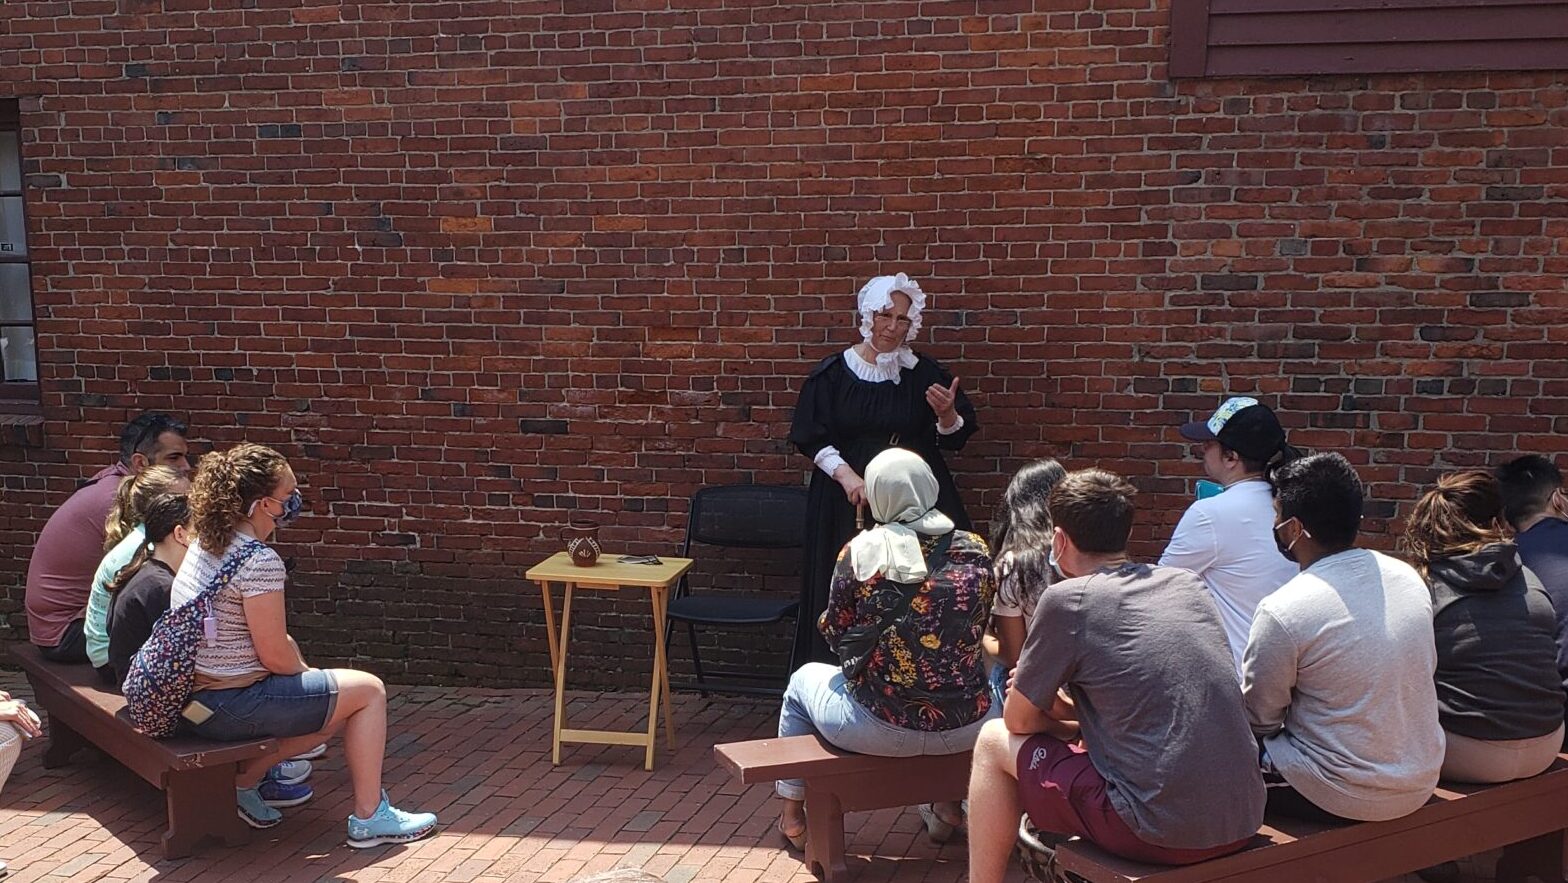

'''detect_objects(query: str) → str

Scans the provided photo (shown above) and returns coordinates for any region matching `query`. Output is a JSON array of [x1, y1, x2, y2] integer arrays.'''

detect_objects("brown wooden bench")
[[13, 643, 278, 859], [714, 734, 971, 882], [1053, 759, 1568, 883], [719, 735, 1568, 883]]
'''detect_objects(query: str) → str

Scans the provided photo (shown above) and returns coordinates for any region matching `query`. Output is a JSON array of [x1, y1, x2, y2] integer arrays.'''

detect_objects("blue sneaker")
[[346, 792, 437, 848], [258, 777, 313, 808], [267, 759, 312, 786], [237, 787, 283, 829]]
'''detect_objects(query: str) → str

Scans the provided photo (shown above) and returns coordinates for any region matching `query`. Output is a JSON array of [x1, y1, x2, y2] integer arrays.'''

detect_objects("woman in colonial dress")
[[789, 273, 978, 665]]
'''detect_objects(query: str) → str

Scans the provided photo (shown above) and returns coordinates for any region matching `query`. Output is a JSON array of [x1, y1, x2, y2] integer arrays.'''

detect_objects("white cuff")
[[937, 413, 964, 436], [814, 446, 847, 478]]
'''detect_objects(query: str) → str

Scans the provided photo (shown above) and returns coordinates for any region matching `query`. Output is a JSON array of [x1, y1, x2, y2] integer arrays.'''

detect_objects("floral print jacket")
[[819, 530, 997, 731]]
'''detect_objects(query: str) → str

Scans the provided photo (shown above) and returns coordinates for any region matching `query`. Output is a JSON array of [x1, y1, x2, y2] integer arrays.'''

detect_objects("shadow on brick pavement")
[[0, 672, 1028, 882]]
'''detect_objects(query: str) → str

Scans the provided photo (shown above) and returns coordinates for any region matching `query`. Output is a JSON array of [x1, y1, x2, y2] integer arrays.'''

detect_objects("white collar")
[[843, 347, 916, 385]]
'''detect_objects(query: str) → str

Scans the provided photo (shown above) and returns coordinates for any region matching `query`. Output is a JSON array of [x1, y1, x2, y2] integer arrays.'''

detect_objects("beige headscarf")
[[848, 448, 955, 583]]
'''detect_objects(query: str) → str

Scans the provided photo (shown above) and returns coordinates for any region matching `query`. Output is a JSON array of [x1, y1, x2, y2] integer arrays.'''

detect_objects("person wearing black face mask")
[[1241, 453, 1444, 825]]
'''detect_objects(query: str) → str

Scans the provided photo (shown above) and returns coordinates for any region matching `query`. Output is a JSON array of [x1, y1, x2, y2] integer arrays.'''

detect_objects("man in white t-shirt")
[[1161, 397, 1300, 673]]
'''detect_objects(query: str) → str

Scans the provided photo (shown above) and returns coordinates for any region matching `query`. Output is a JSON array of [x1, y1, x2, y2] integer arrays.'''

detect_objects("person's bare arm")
[[1003, 675, 1080, 741], [994, 614, 1027, 667], [242, 592, 309, 675]]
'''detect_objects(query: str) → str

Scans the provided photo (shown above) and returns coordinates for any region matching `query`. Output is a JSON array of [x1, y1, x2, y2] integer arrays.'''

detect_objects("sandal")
[[918, 803, 964, 844], [778, 820, 806, 851]]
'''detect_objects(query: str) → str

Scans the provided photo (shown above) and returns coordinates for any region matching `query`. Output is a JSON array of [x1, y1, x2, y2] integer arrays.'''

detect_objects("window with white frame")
[[0, 101, 38, 399]]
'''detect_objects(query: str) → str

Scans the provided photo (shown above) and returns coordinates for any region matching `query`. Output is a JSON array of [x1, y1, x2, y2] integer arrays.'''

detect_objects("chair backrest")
[[683, 484, 809, 553]]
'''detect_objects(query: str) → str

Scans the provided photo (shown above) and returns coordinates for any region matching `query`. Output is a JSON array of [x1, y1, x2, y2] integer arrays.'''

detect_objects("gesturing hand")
[[926, 377, 960, 426]]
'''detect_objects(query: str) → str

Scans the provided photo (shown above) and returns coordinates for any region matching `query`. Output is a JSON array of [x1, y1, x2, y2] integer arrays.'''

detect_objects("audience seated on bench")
[[967, 468, 1264, 883], [774, 449, 998, 851], [24, 413, 190, 666], [154, 443, 436, 846], [1401, 470, 1564, 785]]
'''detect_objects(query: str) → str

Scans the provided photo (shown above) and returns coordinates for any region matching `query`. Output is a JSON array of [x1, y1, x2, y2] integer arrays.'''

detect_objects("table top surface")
[[526, 551, 694, 586]]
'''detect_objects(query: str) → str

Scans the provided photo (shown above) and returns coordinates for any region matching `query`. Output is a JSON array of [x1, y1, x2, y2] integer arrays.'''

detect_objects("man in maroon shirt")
[[24, 413, 191, 662]]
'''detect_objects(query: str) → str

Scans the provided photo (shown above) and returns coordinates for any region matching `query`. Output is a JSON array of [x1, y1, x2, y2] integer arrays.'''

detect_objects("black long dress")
[[788, 350, 979, 667]]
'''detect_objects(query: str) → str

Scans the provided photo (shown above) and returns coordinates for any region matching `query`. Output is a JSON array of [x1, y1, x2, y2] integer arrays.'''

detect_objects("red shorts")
[[1015, 734, 1251, 866]]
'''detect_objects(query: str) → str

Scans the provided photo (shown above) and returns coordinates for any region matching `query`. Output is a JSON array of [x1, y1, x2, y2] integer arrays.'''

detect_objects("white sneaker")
[[290, 743, 327, 761]]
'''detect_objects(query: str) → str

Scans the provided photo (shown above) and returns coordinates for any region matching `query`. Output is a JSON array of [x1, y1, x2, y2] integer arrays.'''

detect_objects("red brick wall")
[[1, 1, 1564, 688]]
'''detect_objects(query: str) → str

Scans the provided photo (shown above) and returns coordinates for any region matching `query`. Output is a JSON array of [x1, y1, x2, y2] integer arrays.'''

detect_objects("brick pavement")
[[0, 672, 1024, 883]]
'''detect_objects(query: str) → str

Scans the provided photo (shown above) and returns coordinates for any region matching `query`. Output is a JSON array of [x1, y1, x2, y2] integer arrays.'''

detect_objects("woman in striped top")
[[173, 443, 437, 847]]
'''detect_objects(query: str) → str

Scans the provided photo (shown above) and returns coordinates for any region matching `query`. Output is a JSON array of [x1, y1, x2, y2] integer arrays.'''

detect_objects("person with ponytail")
[[1401, 470, 1564, 783], [1162, 397, 1302, 674], [988, 458, 1068, 672], [105, 493, 191, 689], [172, 443, 437, 845], [82, 465, 190, 681]]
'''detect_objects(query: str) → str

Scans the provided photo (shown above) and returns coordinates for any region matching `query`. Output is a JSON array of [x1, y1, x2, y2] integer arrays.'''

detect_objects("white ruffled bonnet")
[[856, 273, 926, 374]]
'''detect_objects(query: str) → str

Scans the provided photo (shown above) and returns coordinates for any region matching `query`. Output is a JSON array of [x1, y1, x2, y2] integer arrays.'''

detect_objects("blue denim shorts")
[[187, 669, 338, 742]]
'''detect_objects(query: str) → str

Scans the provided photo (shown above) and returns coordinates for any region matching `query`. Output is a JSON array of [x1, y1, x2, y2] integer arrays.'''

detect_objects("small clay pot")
[[561, 519, 600, 567]]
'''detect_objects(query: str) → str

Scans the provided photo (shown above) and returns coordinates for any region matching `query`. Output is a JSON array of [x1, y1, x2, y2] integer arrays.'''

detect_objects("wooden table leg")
[[552, 582, 574, 766], [644, 583, 665, 771], [540, 579, 560, 678], [651, 585, 675, 746], [163, 764, 249, 859]]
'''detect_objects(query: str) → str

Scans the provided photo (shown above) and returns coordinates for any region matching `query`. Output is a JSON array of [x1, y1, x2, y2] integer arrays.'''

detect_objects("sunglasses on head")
[[130, 414, 182, 456]]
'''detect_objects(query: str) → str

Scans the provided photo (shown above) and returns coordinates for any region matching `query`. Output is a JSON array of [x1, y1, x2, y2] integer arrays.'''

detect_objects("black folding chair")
[[666, 484, 808, 697]]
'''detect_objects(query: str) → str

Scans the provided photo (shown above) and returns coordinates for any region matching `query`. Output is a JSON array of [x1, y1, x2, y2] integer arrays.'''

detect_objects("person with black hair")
[[1242, 453, 1443, 823], [1496, 455, 1568, 720], [987, 458, 1068, 671], [105, 493, 192, 689], [24, 412, 190, 663], [1162, 397, 1300, 673], [967, 469, 1263, 880]]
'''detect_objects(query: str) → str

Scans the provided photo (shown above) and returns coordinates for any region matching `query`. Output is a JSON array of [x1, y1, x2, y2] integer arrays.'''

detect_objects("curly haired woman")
[[173, 443, 437, 845]]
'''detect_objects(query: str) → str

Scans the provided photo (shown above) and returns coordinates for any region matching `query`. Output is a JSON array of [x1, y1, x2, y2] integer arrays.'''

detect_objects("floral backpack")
[[123, 539, 264, 737]]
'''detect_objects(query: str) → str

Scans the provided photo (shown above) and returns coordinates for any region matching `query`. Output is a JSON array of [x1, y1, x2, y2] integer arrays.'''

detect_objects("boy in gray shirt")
[[967, 470, 1264, 883], [1243, 453, 1444, 822]]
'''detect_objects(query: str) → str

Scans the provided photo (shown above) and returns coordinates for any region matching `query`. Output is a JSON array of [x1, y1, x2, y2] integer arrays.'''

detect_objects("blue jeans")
[[187, 670, 339, 742], [775, 662, 998, 800], [989, 662, 1009, 709]]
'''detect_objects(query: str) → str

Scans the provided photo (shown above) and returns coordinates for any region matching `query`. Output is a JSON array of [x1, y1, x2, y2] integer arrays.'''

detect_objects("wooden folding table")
[[526, 551, 693, 771]]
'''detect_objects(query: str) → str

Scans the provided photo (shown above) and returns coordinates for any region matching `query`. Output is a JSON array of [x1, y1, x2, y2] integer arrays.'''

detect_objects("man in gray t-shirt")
[[967, 470, 1264, 883]]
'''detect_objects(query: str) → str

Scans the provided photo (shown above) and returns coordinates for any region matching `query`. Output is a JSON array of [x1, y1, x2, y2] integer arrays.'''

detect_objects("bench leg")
[[1496, 829, 1568, 883], [41, 712, 88, 769], [804, 787, 849, 883], [162, 764, 248, 859]]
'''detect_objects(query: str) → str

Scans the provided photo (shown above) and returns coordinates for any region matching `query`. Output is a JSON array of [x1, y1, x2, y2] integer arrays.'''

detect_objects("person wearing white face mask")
[[789, 273, 979, 667], [966, 469, 1264, 882]]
